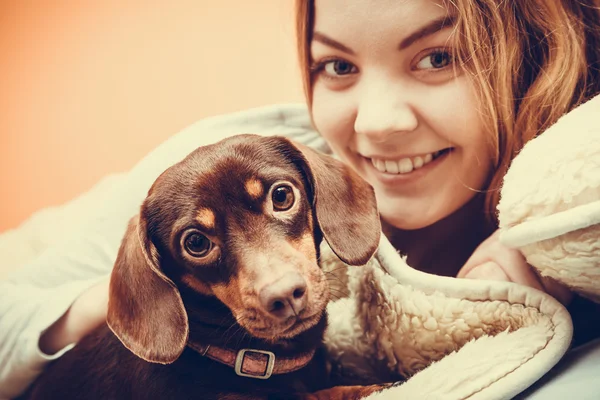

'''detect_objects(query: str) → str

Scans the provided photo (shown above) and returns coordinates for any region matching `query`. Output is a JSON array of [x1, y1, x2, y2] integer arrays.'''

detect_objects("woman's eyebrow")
[[398, 15, 456, 50], [312, 15, 455, 55], [311, 32, 355, 55]]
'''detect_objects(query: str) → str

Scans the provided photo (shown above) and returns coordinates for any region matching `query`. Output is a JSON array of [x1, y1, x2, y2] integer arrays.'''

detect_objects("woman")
[[1, 0, 599, 397], [298, 0, 599, 286], [297, 0, 600, 345]]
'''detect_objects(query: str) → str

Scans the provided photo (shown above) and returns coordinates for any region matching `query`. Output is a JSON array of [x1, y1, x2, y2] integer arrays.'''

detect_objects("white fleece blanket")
[[0, 104, 579, 399], [321, 239, 572, 399]]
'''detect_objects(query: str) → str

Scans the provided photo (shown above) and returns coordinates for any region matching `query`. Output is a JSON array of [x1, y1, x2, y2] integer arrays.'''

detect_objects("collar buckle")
[[234, 349, 276, 379]]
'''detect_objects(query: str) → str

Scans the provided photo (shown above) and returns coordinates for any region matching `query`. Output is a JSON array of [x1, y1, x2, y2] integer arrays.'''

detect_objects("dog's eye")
[[272, 185, 294, 211], [184, 232, 213, 257]]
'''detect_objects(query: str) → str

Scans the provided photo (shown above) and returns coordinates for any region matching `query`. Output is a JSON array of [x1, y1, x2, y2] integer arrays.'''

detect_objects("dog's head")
[[107, 134, 380, 364]]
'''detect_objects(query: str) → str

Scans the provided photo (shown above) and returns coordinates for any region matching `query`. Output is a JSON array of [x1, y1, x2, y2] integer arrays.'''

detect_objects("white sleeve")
[[0, 195, 131, 399], [0, 103, 321, 399], [0, 279, 104, 399]]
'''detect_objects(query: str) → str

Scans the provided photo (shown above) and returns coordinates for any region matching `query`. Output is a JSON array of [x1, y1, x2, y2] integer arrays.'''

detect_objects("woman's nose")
[[354, 83, 419, 142]]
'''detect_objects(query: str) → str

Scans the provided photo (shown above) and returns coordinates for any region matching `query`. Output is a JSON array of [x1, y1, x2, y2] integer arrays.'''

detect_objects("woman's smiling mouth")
[[366, 148, 454, 175]]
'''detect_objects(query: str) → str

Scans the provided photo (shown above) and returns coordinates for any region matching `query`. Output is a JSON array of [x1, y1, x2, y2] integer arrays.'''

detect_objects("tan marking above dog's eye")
[[196, 208, 216, 229], [272, 184, 295, 211], [245, 178, 264, 199]]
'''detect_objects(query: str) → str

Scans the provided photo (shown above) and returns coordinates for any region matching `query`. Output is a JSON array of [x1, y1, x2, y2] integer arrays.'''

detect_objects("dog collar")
[[187, 342, 316, 379]]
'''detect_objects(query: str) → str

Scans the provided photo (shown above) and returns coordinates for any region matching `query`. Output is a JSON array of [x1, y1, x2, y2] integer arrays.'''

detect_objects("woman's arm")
[[38, 277, 109, 355], [0, 213, 128, 398], [0, 280, 107, 398]]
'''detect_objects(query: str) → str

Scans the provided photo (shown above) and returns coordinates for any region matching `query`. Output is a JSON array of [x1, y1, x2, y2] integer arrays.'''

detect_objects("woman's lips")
[[363, 148, 454, 183], [369, 148, 452, 175]]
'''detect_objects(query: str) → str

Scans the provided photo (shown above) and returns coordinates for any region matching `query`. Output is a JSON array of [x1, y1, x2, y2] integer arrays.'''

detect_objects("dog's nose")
[[259, 274, 308, 320]]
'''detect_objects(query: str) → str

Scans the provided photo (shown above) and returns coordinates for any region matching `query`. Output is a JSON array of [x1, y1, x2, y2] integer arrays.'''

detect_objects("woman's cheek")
[[311, 88, 347, 144]]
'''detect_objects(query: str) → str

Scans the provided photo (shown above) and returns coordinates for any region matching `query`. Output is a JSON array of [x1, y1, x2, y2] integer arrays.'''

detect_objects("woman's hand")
[[39, 277, 109, 355], [457, 230, 573, 306]]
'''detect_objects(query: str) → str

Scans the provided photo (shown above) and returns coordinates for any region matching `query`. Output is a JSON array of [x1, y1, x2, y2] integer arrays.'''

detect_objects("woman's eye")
[[415, 49, 454, 70], [272, 184, 295, 211], [312, 59, 358, 79], [184, 232, 213, 257], [324, 60, 357, 76]]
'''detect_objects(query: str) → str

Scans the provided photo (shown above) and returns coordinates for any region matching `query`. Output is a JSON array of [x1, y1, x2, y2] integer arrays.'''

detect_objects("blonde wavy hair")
[[295, 0, 600, 225]]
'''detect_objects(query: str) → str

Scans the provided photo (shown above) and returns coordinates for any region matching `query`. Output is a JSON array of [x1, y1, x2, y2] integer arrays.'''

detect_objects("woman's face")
[[310, 0, 494, 230]]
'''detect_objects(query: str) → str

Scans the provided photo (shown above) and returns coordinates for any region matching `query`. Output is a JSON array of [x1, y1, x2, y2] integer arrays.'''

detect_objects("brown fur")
[[181, 273, 213, 296], [24, 134, 388, 400]]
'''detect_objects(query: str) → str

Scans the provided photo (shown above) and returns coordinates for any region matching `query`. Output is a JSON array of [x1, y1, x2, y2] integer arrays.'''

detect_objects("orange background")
[[0, 1, 304, 233]]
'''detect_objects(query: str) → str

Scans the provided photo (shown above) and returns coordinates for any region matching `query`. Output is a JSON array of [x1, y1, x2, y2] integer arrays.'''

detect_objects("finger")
[[494, 251, 545, 291], [459, 248, 545, 290], [462, 261, 510, 281], [458, 234, 502, 276]]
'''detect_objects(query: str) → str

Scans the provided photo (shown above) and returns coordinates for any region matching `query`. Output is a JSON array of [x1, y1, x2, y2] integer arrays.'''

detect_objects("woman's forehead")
[[312, 0, 451, 35], [311, 0, 455, 57]]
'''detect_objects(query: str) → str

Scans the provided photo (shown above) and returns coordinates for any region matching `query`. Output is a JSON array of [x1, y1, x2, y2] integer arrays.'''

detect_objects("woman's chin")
[[378, 191, 485, 232], [378, 203, 446, 231]]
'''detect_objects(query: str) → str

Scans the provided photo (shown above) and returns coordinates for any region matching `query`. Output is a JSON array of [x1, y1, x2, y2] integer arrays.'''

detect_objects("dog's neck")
[[179, 287, 327, 358]]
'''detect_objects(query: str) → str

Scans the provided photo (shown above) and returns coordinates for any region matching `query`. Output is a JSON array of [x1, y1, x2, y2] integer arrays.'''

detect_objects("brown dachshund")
[[25, 134, 390, 400]]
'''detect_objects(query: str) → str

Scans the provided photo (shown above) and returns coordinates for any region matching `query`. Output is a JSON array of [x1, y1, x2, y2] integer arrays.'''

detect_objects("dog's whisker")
[[221, 316, 255, 349], [220, 320, 246, 347], [323, 266, 350, 274], [327, 289, 350, 301], [231, 324, 246, 345], [325, 278, 349, 291], [328, 290, 350, 299], [220, 320, 238, 334], [236, 330, 250, 349], [324, 268, 346, 276], [210, 317, 236, 333], [218, 314, 237, 327], [326, 286, 348, 295], [327, 287, 350, 298], [324, 274, 349, 287], [323, 273, 343, 282], [324, 270, 348, 283]]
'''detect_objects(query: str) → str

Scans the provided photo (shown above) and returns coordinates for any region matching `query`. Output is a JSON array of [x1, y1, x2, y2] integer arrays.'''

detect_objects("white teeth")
[[398, 158, 413, 174], [370, 151, 440, 175], [413, 156, 424, 169], [385, 160, 398, 174]]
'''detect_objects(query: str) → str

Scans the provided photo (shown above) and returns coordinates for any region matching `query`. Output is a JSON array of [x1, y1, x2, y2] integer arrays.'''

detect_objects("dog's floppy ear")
[[107, 215, 188, 364], [268, 136, 381, 266]]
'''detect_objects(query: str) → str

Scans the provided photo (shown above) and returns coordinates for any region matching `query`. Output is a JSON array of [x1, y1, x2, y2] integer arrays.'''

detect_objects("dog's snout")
[[259, 273, 308, 319]]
